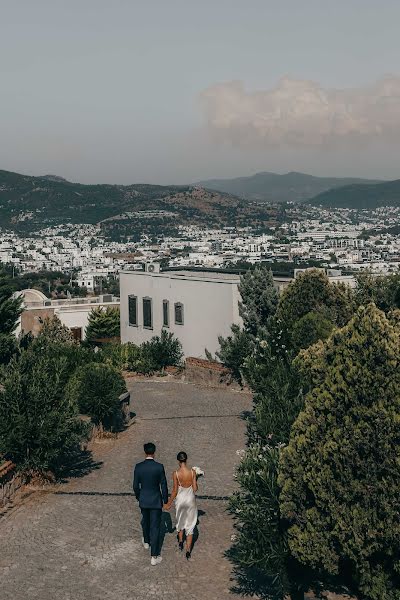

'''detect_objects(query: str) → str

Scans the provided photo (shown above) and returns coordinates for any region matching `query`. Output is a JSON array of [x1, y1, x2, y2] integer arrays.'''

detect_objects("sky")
[[1, 0, 400, 184]]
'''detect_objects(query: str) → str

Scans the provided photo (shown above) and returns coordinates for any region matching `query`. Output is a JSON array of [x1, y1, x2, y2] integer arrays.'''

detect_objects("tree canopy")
[[276, 269, 354, 332], [279, 304, 400, 600]]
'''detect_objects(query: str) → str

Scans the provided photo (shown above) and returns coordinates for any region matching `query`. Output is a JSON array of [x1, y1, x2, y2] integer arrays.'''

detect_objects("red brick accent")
[[185, 357, 229, 373]]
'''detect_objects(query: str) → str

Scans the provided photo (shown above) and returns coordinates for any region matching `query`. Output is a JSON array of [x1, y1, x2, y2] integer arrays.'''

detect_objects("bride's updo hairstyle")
[[177, 451, 187, 463]]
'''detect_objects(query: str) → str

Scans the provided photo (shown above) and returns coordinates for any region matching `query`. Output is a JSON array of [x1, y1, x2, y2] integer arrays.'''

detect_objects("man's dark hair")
[[144, 442, 156, 455], [177, 451, 187, 463]]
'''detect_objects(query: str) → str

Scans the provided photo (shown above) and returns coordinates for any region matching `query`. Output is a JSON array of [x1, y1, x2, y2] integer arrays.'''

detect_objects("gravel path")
[[0, 380, 252, 600]]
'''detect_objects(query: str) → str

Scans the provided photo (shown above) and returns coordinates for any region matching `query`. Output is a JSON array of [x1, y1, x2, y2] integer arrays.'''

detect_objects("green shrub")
[[142, 329, 183, 371], [216, 324, 254, 383], [66, 363, 127, 429], [0, 348, 88, 474]]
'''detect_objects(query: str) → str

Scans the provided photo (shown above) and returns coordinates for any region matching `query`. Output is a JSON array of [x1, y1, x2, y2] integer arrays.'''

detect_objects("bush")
[[66, 363, 127, 429], [136, 330, 182, 374], [0, 348, 88, 474], [94, 341, 142, 372]]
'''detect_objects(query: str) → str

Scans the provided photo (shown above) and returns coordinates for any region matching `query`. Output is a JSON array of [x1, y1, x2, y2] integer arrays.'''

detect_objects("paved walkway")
[[0, 380, 252, 600]]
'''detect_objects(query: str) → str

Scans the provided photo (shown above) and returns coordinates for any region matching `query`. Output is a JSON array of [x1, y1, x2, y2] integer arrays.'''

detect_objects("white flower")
[[192, 466, 204, 478], [230, 534, 238, 542]]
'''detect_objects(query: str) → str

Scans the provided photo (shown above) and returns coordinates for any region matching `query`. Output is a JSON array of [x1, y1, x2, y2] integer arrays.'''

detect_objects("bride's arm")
[[192, 468, 198, 493], [165, 472, 178, 510]]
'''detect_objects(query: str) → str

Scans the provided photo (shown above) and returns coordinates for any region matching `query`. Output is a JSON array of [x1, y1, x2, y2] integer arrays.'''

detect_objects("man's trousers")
[[141, 508, 162, 557]]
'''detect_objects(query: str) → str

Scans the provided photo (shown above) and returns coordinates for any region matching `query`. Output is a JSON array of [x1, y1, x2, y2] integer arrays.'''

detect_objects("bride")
[[164, 451, 198, 559]]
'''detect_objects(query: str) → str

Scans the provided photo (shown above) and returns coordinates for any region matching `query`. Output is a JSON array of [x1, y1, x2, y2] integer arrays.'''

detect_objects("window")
[[143, 297, 153, 329], [174, 302, 184, 325], [70, 327, 82, 341], [128, 295, 137, 326], [162, 300, 169, 327]]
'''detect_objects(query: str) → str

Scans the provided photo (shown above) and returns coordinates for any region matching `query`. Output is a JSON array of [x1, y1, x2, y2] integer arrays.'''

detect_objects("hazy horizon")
[[1, 1, 400, 185]]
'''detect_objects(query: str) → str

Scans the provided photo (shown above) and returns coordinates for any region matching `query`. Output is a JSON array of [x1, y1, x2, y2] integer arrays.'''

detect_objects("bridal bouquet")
[[192, 466, 205, 479]]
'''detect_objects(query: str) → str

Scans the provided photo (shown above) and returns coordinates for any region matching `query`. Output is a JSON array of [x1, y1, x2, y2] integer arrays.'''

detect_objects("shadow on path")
[[56, 450, 103, 483], [54, 491, 229, 500]]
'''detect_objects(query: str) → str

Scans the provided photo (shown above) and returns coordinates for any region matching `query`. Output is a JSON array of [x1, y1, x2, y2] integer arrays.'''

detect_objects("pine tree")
[[238, 266, 279, 336], [36, 315, 75, 344], [279, 304, 400, 600], [217, 265, 278, 381], [85, 306, 120, 342]]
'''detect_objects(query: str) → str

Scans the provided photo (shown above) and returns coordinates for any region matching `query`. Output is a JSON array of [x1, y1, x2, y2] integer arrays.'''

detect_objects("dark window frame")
[[143, 296, 153, 329], [174, 302, 184, 325], [128, 294, 138, 327], [162, 299, 170, 327]]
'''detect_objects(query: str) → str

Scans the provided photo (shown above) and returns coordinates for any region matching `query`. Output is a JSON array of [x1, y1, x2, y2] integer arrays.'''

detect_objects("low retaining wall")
[[0, 461, 24, 509], [184, 357, 238, 388]]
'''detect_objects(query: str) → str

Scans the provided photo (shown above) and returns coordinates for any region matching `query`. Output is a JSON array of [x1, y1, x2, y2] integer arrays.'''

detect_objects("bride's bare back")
[[175, 464, 197, 490]]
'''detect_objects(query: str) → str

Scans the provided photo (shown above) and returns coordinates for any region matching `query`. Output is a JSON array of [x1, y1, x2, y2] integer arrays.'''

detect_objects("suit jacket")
[[133, 459, 169, 509]]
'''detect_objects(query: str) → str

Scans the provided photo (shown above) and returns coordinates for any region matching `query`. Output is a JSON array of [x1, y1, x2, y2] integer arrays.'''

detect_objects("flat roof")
[[121, 269, 240, 284]]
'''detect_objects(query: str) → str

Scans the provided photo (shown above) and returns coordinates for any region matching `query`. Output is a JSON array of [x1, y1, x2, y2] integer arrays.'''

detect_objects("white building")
[[16, 289, 119, 341], [120, 267, 243, 358]]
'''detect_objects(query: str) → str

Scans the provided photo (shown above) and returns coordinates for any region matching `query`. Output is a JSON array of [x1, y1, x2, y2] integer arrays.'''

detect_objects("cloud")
[[200, 76, 400, 147]]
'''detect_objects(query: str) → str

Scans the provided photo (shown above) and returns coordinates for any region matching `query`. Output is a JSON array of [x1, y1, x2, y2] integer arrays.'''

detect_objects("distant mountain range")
[[307, 179, 400, 209], [1, 169, 398, 240], [196, 171, 381, 203], [0, 169, 280, 238]]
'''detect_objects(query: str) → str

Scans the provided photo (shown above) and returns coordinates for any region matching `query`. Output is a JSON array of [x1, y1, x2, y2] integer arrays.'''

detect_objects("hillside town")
[[0, 205, 399, 287]]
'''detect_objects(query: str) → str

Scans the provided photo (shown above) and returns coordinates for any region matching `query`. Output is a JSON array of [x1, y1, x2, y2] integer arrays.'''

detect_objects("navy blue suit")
[[133, 458, 168, 556]]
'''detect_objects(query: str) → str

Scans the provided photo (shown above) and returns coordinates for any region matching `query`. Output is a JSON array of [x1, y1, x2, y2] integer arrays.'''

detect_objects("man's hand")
[[163, 502, 171, 511]]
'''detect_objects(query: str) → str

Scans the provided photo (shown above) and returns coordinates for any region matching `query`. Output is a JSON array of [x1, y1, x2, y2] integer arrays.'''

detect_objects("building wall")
[[20, 308, 56, 337], [20, 302, 119, 340], [120, 272, 242, 358]]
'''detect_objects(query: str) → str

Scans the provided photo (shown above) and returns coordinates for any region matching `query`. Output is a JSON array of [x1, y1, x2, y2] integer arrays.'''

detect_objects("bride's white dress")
[[175, 471, 198, 536]]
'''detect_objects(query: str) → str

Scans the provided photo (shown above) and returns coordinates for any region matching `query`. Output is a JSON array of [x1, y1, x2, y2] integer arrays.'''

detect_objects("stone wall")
[[184, 357, 240, 388]]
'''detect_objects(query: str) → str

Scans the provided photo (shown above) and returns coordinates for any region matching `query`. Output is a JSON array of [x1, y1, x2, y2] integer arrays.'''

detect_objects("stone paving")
[[0, 380, 252, 600]]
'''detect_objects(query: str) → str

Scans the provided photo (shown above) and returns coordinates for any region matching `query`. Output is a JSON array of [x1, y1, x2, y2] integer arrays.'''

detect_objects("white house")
[[15, 289, 119, 341], [119, 267, 243, 358]]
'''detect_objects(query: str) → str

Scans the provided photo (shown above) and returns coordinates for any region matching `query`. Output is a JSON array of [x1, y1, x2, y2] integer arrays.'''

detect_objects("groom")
[[133, 442, 169, 566]]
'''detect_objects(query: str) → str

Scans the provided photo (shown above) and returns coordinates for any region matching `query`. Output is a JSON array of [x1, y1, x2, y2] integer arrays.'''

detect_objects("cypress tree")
[[279, 304, 400, 600]]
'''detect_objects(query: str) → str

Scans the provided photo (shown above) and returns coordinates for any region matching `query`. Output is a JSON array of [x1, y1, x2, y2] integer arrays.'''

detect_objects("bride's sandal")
[[185, 550, 191, 560]]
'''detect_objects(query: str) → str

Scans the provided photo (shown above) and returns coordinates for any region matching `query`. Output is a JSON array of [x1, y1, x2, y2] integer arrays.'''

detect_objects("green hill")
[[308, 179, 400, 209], [0, 169, 281, 239], [196, 171, 380, 203]]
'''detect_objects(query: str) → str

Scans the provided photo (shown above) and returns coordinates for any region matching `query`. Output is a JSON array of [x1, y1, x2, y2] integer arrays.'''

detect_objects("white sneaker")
[[151, 556, 162, 566], [141, 538, 150, 550]]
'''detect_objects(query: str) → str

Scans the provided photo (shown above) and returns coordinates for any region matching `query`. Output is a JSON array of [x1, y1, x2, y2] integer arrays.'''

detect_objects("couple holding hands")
[[133, 442, 203, 565]]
